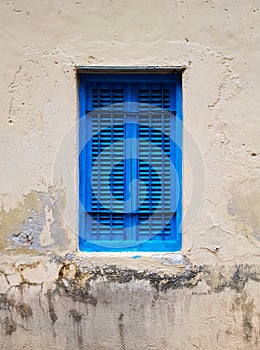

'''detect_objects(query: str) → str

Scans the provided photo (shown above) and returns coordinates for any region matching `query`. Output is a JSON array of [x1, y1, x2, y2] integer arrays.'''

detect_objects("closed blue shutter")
[[79, 74, 182, 252]]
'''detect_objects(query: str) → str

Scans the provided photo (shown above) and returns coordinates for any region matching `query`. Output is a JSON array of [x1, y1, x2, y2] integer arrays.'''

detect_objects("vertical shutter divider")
[[161, 86, 165, 240], [109, 84, 113, 240], [97, 84, 101, 240], [124, 83, 132, 240], [131, 83, 138, 241]]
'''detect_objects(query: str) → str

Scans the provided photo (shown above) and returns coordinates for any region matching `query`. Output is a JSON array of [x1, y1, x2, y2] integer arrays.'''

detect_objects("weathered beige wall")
[[0, 0, 259, 349]]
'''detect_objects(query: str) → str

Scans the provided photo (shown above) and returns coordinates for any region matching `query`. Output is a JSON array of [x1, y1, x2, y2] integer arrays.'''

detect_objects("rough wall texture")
[[0, 0, 259, 349], [1, 256, 260, 349]]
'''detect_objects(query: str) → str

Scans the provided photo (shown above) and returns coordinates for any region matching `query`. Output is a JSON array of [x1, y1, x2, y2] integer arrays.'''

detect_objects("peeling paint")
[[0, 188, 67, 253], [0, 0, 259, 348]]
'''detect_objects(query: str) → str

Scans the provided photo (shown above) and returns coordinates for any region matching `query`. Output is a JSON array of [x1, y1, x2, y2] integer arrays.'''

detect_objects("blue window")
[[79, 71, 182, 252]]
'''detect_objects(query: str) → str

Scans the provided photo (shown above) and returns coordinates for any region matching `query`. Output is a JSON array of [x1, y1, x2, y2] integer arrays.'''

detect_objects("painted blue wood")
[[80, 74, 180, 84], [79, 73, 182, 252], [175, 75, 183, 247], [130, 84, 138, 240], [79, 237, 181, 252], [79, 80, 87, 241]]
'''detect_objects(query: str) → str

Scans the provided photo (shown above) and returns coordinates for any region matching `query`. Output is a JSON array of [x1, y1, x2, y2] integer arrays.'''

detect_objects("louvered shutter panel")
[[138, 85, 175, 240], [87, 83, 126, 241]]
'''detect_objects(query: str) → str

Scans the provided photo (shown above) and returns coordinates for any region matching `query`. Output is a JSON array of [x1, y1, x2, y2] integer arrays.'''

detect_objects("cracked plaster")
[[0, 0, 259, 348]]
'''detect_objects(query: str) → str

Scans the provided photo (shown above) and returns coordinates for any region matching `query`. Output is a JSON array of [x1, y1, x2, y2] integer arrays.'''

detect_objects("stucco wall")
[[0, 0, 259, 349]]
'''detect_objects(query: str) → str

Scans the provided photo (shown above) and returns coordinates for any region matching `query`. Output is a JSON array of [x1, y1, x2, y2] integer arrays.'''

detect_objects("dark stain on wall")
[[118, 312, 126, 350], [232, 291, 255, 342], [4, 317, 17, 335], [55, 263, 260, 294], [56, 263, 201, 293], [16, 302, 33, 318], [202, 264, 260, 293], [0, 294, 9, 310], [1, 260, 260, 346], [69, 309, 82, 322], [46, 290, 58, 323]]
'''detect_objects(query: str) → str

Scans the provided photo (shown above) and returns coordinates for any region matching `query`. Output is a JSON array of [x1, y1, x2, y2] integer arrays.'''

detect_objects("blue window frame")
[[79, 72, 182, 252]]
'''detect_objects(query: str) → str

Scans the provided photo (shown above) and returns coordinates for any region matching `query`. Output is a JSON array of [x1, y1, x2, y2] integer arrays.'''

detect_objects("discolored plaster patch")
[[201, 264, 260, 293], [228, 177, 260, 247], [0, 187, 68, 253]]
